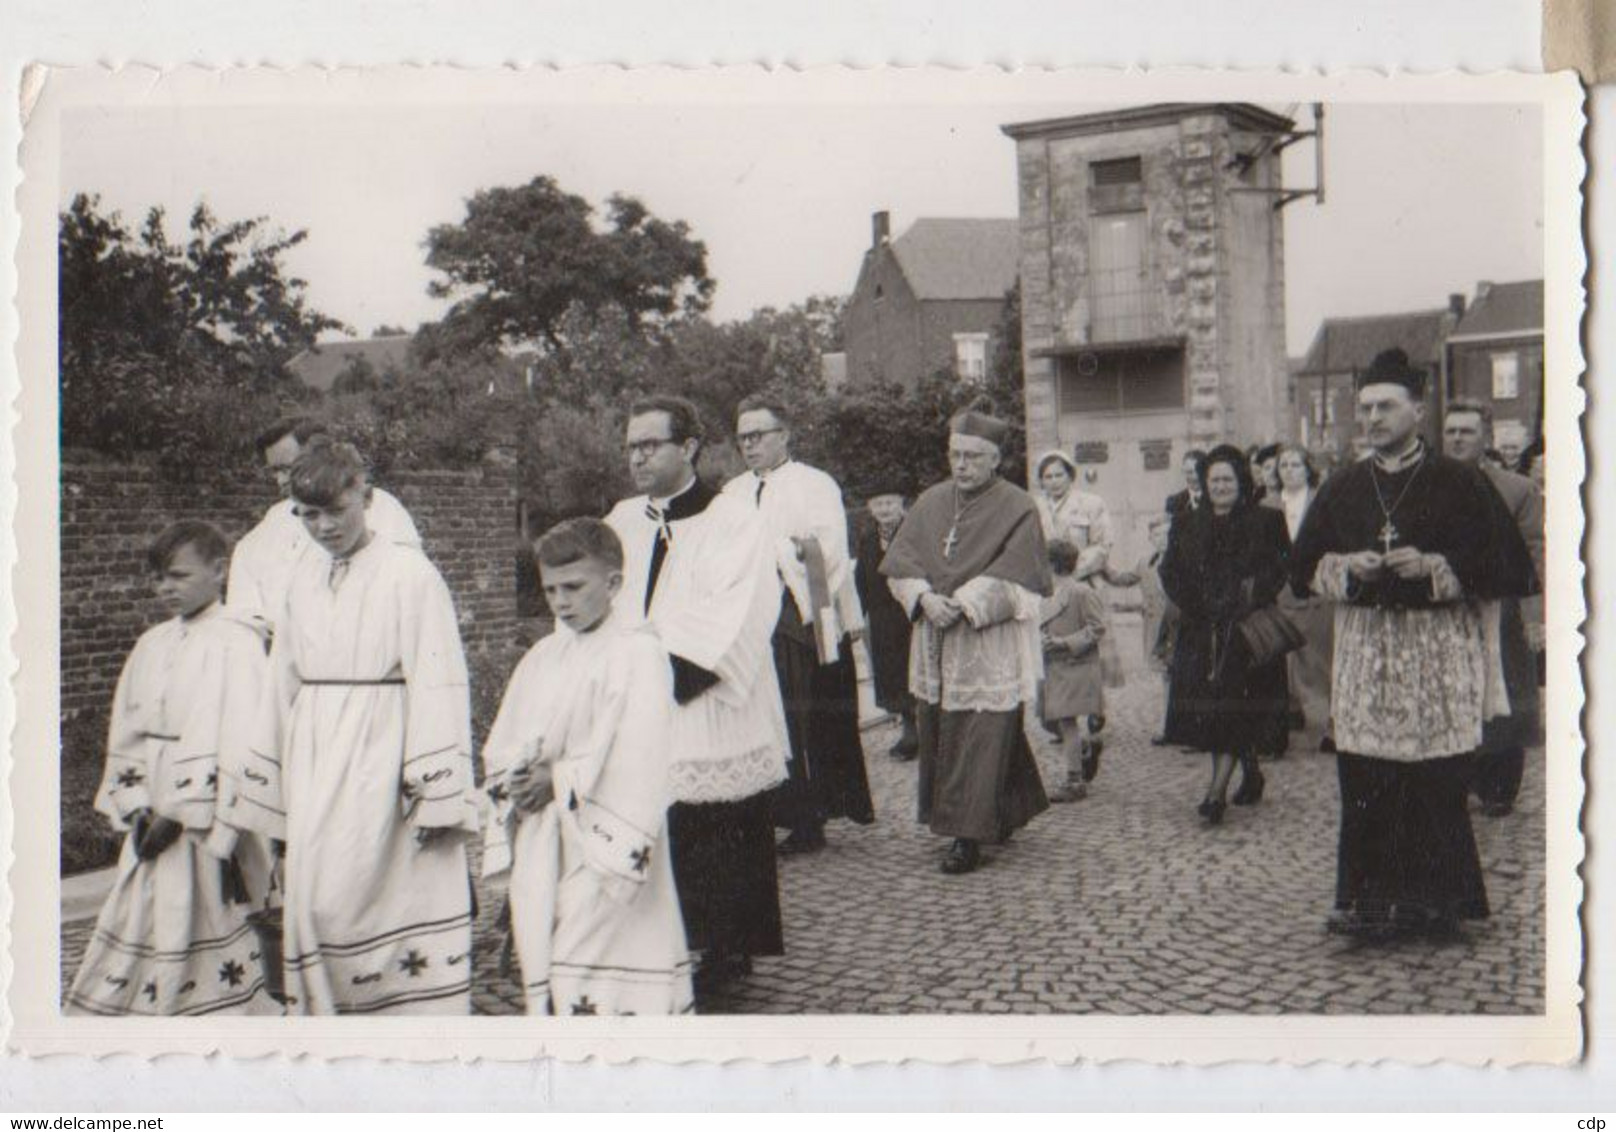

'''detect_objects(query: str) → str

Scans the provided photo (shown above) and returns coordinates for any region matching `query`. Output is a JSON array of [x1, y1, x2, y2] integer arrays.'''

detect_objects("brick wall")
[[59, 459, 520, 717]]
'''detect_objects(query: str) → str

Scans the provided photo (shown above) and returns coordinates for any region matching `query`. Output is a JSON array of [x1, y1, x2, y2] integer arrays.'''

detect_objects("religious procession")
[[56, 99, 1552, 1018]]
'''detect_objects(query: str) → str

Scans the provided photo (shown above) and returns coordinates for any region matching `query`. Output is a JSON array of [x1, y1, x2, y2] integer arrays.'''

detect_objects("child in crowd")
[[223, 438, 480, 1015], [1040, 539, 1109, 803], [66, 521, 275, 1016], [482, 517, 693, 1015]]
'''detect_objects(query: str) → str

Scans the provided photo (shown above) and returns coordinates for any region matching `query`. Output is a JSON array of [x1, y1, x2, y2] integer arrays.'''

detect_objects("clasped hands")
[[1345, 546, 1433, 582], [920, 592, 964, 629]]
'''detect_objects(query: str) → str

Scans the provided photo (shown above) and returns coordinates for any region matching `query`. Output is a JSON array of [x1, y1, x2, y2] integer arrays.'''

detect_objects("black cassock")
[[853, 522, 915, 717], [1290, 445, 1535, 925]]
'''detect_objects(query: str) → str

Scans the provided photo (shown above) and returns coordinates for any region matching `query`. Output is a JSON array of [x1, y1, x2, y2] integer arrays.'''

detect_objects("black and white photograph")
[[7, 65, 1583, 1062]]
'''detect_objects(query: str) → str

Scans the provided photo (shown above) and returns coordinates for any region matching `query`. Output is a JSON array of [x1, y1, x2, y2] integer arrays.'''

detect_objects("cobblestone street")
[[61, 664, 1546, 1017]]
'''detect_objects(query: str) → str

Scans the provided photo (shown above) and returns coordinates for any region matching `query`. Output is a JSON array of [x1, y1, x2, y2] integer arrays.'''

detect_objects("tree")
[[420, 176, 715, 359], [59, 193, 345, 464], [371, 324, 412, 338]]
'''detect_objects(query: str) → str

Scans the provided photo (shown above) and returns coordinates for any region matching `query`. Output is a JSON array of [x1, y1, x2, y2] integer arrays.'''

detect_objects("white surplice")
[[222, 539, 479, 1015], [66, 603, 276, 1016], [481, 608, 693, 1016], [605, 485, 789, 803], [723, 460, 864, 635], [227, 488, 420, 628]]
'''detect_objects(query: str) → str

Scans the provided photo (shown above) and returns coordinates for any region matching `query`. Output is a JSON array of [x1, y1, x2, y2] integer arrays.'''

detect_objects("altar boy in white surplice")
[[482, 518, 694, 1016]]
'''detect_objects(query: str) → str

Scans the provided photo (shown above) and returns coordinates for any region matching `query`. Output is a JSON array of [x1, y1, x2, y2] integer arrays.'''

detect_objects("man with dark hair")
[[724, 395, 873, 856], [229, 418, 420, 627], [1165, 449, 1206, 517], [1292, 349, 1534, 939], [1443, 399, 1545, 817], [605, 394, 790, 995]]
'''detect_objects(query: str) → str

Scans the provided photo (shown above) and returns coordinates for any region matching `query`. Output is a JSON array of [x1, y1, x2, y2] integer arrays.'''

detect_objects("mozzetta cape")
[[222, 539, 479, 1015], [66, 604, 276, 1016], [226, 489, 421, 628], [481, 609, 693, 1016], [606, 484, 789, 804], [881, 476, 1052, 713], [1289, 450, 1535, 760]]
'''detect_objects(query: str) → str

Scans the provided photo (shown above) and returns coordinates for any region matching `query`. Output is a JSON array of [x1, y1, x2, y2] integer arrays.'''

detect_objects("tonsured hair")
[[535, 516, 625, 572], [287, 437, 370, 508], [146, 519, 230, 573]]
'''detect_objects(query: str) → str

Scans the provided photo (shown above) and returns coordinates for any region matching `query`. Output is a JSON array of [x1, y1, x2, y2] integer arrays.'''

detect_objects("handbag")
[[1236, 604, 1305, 667]]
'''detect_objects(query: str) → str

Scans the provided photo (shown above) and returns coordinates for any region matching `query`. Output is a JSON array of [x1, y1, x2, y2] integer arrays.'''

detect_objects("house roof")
[[288, 335, 412, 392], [1449, 279, 1543, 342], [1296, 309, 1451, 378], [887, 217, 1020, 301], [1002, 102, 1296, 142]]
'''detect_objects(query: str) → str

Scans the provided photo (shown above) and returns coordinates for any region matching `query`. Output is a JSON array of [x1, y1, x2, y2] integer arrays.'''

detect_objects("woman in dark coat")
[[1160, 444, 1293, 824]]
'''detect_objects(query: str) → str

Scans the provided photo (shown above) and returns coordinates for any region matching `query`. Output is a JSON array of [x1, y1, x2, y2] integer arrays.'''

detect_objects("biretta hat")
[[950, 407, 1009, 448], [1356, 348, 1428, 397]]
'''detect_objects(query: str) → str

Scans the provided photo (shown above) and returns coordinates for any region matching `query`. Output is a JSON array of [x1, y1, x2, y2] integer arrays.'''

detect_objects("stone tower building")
[[1002, 103, 1294, 560]]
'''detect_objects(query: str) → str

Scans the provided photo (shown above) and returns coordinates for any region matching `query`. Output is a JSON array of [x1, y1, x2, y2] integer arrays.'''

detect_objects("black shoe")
[[777, 828, 827, 856], [941, 839, 981, 875], [1319, 735, 1337, 754], [891, 716, 919, 758], [1088, 714, 1106, 735], [889, 743, 919, 762], [1231, 768, 1265, 806], [1198, 798, 1226, 826], [1150, 734, 1170, 747], [1080, 739, 1104, 783]]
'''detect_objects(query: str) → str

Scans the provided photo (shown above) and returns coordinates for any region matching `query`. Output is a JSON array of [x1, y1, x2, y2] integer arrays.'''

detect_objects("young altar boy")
[[66, 521, 274, 1016], [482, 517, 694, 1016]]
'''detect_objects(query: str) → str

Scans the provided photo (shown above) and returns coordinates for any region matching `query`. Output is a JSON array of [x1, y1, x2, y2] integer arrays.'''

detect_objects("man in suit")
[[1165, 449, 1206, 517], [1443, 400, 1545, 817]]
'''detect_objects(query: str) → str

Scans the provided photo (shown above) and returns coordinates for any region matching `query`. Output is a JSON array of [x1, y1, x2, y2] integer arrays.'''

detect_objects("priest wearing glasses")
[[724, 395, 874, 858], [1289, 348, 1534, 941], [605, 395, 790, 995], [879, 405, 1051, 876]]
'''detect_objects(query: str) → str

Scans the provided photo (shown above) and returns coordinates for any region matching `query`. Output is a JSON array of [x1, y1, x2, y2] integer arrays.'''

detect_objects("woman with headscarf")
[[1159, 445, 1293, 824]]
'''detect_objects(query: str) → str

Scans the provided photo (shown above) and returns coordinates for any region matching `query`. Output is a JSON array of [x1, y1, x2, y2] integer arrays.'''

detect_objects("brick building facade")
[[842, 213, 1019, 391], [59, 458, 520, 717], [1003, 103, 1293, 565]]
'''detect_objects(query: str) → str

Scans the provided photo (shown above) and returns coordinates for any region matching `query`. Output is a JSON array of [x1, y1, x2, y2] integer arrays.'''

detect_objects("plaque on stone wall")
[[1072, 441, 1109, 465], [1139, 439, 1173, 471]]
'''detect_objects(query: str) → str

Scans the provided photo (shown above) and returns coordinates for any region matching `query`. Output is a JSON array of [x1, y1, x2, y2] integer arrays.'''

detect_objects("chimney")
[[872, 210, 891, 249], [1448, 293, 1467, 321]]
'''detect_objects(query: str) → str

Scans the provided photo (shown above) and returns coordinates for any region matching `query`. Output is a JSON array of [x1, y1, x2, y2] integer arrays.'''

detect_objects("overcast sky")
[[60, 100, 1543, 356]]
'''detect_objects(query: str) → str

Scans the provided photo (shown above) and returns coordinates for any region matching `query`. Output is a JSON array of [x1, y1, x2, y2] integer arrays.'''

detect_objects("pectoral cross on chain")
[[942, 523, 959, 560], [1378, 520, 1398, 555]]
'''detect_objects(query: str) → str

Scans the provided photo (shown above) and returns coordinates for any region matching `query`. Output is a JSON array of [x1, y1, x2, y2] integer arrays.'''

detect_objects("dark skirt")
[[916, 702, 1049, 843], [1334, 751, 1489, 921], [768, 602, 876, 831], [1163, 614, 1290, 754], [667, 793, 785, 958]]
